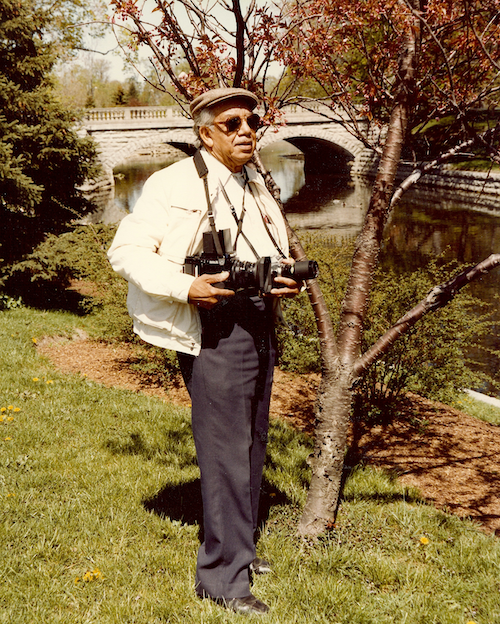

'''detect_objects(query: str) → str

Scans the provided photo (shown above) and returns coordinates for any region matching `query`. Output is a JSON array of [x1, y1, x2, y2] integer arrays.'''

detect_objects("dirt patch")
[[37, 334, 500, 535]]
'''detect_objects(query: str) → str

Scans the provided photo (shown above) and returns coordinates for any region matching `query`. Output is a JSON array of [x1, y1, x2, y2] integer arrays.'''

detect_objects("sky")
[[84, 0, 266, 83]]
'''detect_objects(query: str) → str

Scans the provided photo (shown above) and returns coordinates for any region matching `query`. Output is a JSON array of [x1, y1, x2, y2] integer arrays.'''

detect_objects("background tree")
[[0, 0, 100, 266], [108, 0, 500, 537]]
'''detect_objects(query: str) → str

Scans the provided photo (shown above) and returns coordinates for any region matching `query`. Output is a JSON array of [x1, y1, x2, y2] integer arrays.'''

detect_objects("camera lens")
[[284, 260, 319, 282]]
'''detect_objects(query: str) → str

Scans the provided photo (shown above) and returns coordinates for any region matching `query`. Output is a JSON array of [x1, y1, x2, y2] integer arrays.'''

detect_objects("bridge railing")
[[84, 106, 187, 122], [82, 103, 350, 131]]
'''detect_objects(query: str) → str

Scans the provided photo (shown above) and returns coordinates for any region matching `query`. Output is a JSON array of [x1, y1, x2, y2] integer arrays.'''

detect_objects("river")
[[96, 140, 500, 395]]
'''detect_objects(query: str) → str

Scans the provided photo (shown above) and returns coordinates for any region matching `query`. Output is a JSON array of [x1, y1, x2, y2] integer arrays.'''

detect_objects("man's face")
[[199, 99, 260, 172]]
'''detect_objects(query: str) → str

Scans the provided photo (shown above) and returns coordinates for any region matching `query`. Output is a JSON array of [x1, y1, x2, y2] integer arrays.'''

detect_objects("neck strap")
[[194, 150, 224, 256]]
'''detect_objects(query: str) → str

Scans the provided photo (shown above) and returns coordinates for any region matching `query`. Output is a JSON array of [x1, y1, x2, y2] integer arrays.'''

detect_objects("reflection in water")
[[260, 141, 305, 202], [86, 141, 500, 395], [114, 154, 187, 214], [260, 141, 372, 237]]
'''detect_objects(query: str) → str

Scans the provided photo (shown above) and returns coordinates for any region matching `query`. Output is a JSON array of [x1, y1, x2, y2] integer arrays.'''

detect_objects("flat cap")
[[190, 87, 259, 118]]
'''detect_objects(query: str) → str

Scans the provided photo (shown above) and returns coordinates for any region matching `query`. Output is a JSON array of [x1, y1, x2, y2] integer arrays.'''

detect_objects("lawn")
[[1, 307, 499, 623]]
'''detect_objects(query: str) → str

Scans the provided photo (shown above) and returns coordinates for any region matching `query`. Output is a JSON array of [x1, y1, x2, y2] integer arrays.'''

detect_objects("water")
[[100, 141, 500, 394]]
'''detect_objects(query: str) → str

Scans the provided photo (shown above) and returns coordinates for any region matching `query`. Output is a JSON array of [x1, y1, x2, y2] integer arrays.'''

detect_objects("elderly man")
[[108, 87, 300, 615]]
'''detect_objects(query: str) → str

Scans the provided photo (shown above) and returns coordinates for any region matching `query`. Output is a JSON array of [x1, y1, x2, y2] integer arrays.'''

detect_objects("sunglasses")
[[214, 113, 262, 134]]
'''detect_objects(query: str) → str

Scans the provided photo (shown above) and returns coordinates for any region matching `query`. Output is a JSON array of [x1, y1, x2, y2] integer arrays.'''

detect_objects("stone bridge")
[[81, 104, 377, 186]]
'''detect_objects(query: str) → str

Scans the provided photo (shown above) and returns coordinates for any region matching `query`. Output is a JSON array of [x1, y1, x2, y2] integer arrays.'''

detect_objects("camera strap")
[[194, 149, 224, 257], [219, 180, 261, 260], [246, 181, 286, 259], [194, 149, 286, 261]]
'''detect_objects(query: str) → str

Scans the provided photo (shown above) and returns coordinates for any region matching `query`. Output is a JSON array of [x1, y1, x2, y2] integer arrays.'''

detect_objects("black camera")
[[184, 230, 319, 295]]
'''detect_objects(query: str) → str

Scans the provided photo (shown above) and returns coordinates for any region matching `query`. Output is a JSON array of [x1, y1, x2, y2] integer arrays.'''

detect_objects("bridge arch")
[[92, 128, 198, 175], [258, 124, 370, 176], [88, 115, 374, 185]]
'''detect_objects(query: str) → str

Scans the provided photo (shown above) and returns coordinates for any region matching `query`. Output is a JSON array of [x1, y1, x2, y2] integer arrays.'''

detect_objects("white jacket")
[[107, 153, 289, 356]]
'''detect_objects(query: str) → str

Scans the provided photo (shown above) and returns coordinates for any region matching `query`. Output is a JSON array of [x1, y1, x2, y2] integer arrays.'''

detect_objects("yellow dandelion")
[[46, 380, 54, 384], [7, 405, 13, 410], [74, 577, 80, 585], [32, 338, 37, 344], [420, 536, 429, 545], [0, 417, 4, 423], [4, 437, 12, 441], [13, 408, 20, 412], [1, 407, 6, 412], [7, 417, 14, 422], [33, 378, 39, 382], [7, 493, 15, 498], [466, 621, 478, 624]]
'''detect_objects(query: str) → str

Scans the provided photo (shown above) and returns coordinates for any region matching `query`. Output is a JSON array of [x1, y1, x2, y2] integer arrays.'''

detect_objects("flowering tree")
[[109, 0, 500, 537]]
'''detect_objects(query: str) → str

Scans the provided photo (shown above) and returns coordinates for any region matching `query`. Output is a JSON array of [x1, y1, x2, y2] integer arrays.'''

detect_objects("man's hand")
[[188, 271, 235, 309], [269, 258, 301, 298]]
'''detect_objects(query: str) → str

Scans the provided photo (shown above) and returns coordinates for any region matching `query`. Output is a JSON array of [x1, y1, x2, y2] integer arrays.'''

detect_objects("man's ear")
[[199, 126, 214, 149]]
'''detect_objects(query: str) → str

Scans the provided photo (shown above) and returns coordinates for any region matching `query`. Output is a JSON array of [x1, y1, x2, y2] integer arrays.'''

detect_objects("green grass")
[[451, 393, 500, 426], [1, 307, 500, 623]]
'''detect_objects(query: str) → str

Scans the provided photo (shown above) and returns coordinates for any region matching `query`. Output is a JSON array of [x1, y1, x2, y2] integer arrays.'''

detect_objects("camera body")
[[184, 230, 318, 295]]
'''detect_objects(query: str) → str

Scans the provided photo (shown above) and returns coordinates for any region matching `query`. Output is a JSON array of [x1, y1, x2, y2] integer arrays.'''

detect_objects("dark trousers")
[[178, 294, 276, 600]]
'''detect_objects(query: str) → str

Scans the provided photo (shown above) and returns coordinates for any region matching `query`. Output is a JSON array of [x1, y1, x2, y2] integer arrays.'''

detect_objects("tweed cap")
[[190, 87, 259, 118]]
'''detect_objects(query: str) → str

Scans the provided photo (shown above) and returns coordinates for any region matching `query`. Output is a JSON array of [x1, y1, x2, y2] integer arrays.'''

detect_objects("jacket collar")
[[199, 148, 264, 197]]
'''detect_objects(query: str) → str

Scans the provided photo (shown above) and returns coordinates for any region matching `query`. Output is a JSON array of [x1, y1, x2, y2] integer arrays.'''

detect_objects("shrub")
[[2, 223, 182, 385], [3, 223, 131, 338], [356, 258, 497, 413], [278, 234, 497, 413], [276, 233, 353, 373], [4, 227, 497, 404]]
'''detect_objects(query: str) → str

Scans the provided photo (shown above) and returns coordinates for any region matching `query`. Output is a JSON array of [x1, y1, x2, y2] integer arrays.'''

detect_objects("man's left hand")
[[268, 258, 301, 298]]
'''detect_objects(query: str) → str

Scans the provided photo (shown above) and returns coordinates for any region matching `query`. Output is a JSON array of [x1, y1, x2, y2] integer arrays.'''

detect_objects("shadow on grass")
[[143, 477, 293, 543], [105, 429, 197, 470]]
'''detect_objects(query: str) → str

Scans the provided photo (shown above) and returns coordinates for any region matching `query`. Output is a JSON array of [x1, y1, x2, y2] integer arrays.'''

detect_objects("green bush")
[[3, 223, 131, 338], [277, 233, 353, 373], [2, 223, 182, 385], [357, 258, 497, 411], [278, 235, 497, 412], [4, 227, 497, 405]]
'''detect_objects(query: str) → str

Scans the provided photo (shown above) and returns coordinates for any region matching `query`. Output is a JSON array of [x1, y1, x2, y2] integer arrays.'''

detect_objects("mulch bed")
[[37, 334, 500, 535]]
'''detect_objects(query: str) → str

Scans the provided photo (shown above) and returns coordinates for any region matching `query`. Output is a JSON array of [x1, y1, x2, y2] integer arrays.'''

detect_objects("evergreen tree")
[[0, 0, 99, 265], [112, 85, 127, 106]]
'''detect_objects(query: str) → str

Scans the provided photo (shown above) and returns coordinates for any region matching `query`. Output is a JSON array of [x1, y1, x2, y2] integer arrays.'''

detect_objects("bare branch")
[[390, 124, 500, 208], [232, 0, 245, 87]]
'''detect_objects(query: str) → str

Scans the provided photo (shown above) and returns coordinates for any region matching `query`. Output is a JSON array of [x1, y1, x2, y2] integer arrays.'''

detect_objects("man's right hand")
[[188, 271, 235, 309]]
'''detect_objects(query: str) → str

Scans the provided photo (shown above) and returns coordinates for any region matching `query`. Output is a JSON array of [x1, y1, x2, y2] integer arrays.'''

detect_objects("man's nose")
[[239, 119, 253, 134]]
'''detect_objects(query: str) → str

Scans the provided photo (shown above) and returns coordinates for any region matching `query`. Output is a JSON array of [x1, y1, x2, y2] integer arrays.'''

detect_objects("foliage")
[[54, 57, 119, 109], [4, 224, 128, 333], [277, 234, 353, 373], [1, 306, 500, 623], [0, 0, 100, 265], [278, 235, 497, 409], [356, 260, 497, 408], [280, 0, 500, 152], [4, 224, 181, 385], [108, 0, 300, 121]]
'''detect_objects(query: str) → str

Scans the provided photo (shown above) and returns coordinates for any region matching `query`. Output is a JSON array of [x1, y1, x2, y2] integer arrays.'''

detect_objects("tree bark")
[[297, 3, 421, 537]]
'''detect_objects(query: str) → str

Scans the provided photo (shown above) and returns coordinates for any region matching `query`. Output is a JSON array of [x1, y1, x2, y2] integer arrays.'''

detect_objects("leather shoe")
[[249, 557, 272, 575], [227, 594, 270, 615]]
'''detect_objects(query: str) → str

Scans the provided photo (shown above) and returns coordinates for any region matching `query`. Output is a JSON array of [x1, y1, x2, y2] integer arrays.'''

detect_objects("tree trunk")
[[297, 4, 421, 537]]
